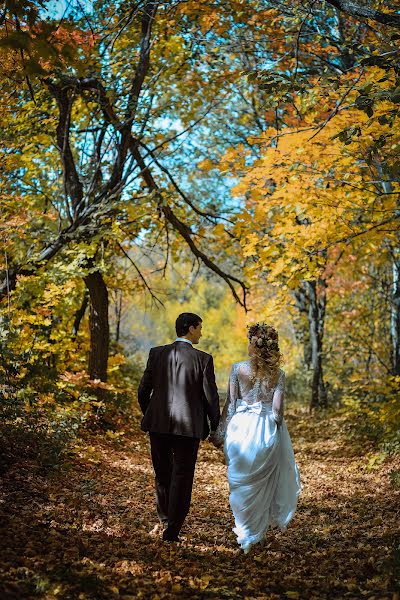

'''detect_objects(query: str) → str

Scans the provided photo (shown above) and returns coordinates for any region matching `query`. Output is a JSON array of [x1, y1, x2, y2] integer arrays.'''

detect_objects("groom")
[[138, 312, 220, 542]]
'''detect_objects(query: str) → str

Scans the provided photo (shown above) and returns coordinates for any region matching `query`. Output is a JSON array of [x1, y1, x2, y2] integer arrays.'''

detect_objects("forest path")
[[1, 407, 399, 599]]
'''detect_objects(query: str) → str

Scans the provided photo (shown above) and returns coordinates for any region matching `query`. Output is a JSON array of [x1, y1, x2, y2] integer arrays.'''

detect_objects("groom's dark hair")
[[176, 313, 202, 336]]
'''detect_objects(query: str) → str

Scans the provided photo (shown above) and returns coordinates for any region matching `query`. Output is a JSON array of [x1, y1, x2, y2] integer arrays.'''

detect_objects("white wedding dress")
[[213, 361, 301, 553]]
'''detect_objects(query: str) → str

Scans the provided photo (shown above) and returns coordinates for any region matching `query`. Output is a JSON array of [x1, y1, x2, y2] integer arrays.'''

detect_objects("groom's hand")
[[209, 433, 223, 448]]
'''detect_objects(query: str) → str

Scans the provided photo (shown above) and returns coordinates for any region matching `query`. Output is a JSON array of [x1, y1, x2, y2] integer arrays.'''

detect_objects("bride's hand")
[[209, 433, 223, 448]]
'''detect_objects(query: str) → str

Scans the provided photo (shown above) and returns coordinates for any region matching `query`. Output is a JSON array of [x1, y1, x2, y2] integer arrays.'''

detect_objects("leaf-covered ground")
[[1, 407, 399, 600]]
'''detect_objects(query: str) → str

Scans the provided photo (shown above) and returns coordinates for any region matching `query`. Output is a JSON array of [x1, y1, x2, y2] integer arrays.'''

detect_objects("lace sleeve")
[[272, 369, 285, 426], [210, 364, 239, 445]]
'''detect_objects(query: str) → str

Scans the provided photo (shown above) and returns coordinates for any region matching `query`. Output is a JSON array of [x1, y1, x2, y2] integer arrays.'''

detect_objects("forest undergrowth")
[[0, 405, 399, 600]]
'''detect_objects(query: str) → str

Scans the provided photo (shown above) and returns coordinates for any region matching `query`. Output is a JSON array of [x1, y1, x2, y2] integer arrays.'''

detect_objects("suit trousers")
[[149, 432, 200, 540]]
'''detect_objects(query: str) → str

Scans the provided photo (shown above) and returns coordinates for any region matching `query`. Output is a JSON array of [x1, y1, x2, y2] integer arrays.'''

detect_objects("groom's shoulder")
[[193, 347, 213, 362], [149, 343, 174, 354]]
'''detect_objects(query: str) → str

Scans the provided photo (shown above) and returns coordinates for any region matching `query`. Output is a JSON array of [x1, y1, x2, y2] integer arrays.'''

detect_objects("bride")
[[210, 322, 301, 553]]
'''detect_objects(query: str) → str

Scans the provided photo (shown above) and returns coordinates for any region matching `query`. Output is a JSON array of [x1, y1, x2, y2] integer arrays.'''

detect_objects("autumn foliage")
[[0, 0, 400, 595]]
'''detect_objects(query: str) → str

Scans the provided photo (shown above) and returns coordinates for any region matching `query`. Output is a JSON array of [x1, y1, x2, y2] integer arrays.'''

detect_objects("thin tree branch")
[[137, 139, 234, 226], [117, 242, 164, 307], [128, 142, 248, 308], [307, 69, 363, 140]]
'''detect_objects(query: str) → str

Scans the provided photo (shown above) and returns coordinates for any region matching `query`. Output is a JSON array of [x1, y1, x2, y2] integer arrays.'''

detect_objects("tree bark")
[[293, 290, 312, 370], [326, 0, 400, 28], [72, 290, 89, 339], [390, 247, 400, 375], [84, 271, 109, 383], [376, 163, 400, 375], [114, 290, 122, 344], [305, 280, 328, 410]]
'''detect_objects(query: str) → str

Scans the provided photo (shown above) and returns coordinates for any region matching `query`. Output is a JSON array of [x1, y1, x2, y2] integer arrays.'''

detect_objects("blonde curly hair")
[[247, 322, 283, 384]]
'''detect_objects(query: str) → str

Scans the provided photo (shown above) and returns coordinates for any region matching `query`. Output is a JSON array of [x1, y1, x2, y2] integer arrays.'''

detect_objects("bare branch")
[[307, 69, 363, 141], [117, 242, 164, 307], [137, 139, 234, 225], [128, 142, 248, 308]]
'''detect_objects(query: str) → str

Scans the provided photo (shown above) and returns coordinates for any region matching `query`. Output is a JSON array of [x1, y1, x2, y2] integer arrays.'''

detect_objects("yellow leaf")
[[199, 575, 211, 590]]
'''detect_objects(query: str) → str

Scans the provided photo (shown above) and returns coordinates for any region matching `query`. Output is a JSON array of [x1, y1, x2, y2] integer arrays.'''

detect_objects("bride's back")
[[233, 360, 284, 405]]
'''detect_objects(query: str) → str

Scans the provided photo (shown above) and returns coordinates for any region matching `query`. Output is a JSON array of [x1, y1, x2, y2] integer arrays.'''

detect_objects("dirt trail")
[[1, 407, 399, 599]]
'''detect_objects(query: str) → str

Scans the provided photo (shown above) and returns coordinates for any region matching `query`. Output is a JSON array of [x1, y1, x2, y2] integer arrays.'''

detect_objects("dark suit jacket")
[[138, 341, 220, 440]]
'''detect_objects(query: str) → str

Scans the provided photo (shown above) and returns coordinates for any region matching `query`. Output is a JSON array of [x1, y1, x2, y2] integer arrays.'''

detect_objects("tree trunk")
[[293, 290, 312, 370], [114, 290, 122, 344], [389, 188, 400, 375], [306, 279, 328, 410], [84, 271, 109, 383], [376, 164, 400, 375], [391, 248, 400, 375]]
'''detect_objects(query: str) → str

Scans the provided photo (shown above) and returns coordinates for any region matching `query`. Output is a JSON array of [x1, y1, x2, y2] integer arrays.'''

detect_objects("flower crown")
[[247, 322, 279, 351]]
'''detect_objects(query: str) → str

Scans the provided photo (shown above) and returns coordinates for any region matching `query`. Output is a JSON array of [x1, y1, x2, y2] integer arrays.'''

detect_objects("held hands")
[[208, 432, 224, 449]]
